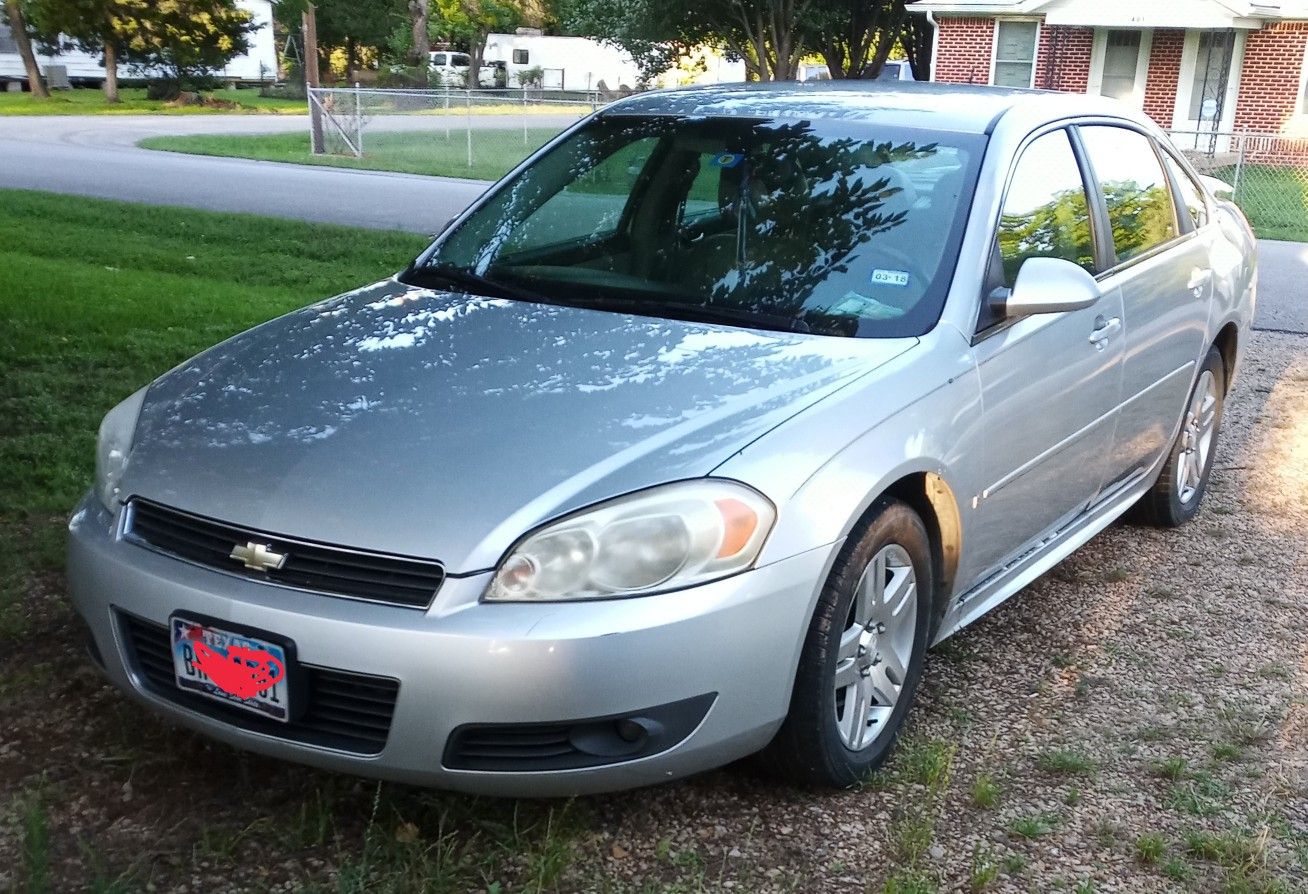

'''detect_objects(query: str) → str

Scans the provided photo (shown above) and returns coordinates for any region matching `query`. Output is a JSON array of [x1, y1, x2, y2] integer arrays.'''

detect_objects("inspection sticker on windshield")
[[709, 152, 744, 169], [871, 269, 911, 288]]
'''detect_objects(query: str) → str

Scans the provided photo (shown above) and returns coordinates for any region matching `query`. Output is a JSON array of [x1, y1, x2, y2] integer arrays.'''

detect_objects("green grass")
[[0, 86, 305, 115], [1214, 164, 1308, 241], [0, 189, 428, 638], [1036, 747, 1098, 777], [140, 127, 564, 181]]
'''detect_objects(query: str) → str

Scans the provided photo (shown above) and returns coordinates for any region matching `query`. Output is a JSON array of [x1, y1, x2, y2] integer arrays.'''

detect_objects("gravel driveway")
[[0, 331, 1304, 893]]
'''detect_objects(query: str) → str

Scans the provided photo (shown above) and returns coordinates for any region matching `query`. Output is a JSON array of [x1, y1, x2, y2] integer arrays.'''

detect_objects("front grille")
[[119, 612, 399, 755], [124, 499, 444, 609]]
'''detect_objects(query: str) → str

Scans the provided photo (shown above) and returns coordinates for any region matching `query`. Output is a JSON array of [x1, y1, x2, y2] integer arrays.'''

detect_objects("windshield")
[[407, 114, 983, 337]]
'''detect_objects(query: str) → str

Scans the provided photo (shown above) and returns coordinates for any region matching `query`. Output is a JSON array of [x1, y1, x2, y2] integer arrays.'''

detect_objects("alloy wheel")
[[833, 543, 918, 750], [1176, 370, 1218, 505]]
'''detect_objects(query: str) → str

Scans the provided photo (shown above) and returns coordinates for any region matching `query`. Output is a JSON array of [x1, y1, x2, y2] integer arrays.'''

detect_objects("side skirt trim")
[[931, 468, 1151, 645]]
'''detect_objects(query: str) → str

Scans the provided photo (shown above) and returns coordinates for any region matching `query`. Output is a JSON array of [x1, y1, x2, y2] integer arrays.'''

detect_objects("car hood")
[[123, 279, 913, 572]]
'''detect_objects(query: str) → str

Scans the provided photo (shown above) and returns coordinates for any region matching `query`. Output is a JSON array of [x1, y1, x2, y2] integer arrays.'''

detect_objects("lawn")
[[1223, 164, 1308, 242], [140, 127, 563, 180], [0, 189, 428, 641], [0, 86, 306, 115]]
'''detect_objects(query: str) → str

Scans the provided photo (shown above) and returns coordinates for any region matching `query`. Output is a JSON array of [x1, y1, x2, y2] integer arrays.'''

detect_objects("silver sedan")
[[69, 82, 1257, 795]]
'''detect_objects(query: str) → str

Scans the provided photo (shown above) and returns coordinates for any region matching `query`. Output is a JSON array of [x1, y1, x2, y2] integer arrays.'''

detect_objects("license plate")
[[170, 617, 290, 722]]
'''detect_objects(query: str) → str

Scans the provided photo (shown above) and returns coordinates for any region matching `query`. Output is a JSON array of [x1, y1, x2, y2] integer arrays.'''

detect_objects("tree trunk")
[[345, 36, 357, 83], [5, 0, 48, 99], [102, 41, 120, 102], [466, 32, 486, 89], [408, 0, 430, 88]]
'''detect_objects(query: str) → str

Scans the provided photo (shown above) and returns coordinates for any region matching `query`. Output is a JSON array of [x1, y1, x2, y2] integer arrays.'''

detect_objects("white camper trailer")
[[0, 0, 277, 87], [482, 31, 640, 92]]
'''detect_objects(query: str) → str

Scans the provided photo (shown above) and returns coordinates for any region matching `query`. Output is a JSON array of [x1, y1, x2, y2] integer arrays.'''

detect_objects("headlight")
[[95, 387, 148, 511], [485, 479, 776, 602]]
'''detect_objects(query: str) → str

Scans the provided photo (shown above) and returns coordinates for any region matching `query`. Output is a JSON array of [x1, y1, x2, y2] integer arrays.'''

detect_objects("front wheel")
[[1135, 346, 1226, 527], [762, 498, 933, 787]]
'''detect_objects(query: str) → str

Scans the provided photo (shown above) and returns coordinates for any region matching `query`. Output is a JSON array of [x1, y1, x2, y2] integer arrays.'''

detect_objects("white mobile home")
[[482, 31, 641, 91], [0, 0, 278, 87]]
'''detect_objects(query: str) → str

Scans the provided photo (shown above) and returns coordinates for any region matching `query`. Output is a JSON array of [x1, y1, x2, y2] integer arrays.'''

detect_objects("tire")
[[1135, 346, 1226, 527], [762, 497, 934, 787]]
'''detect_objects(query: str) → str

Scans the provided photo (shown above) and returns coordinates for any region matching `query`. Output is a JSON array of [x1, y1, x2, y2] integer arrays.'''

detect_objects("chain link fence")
[[306, 86, 603, 181], [1168, 130, 1308, 241]]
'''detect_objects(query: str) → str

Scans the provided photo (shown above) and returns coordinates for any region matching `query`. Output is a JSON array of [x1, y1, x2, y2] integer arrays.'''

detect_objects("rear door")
[[959, 127, 1127, 586], [1076, 125, 1210, 485]]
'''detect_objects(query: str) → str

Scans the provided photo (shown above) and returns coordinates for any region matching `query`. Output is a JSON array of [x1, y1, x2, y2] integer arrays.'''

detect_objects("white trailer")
[[482, 31, 640, 92], [0, 0, 278, 87]]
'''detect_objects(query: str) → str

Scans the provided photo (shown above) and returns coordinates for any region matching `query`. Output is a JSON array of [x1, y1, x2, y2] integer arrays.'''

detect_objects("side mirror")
[[992, 257, 1101, 318]]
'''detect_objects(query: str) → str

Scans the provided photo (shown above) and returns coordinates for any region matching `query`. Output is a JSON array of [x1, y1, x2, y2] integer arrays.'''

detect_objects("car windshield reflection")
[[407, 115, 983, 338]]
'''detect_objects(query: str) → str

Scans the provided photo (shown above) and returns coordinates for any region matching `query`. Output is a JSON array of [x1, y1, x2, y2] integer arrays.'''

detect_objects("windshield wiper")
[[405, 263, 546, 304], [558, 293, 814, 335]]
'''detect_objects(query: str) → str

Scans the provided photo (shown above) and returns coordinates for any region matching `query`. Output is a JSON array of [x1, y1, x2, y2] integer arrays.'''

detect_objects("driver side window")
[[995, 130, 1097, 289]]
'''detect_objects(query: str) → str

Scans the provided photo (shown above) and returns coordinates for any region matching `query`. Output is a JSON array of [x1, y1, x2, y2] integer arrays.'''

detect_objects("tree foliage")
[[562, 0, 926, 83]]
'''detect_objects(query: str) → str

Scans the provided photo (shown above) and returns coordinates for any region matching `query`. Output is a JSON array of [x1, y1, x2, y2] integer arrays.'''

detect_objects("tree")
[[28, 0, 125, 100], [5, 0, 49, 98], [560, 0, 686, 86], [432, 0, 524, 88], [805, 0, 914, 80], [563, 0, 813, 82], [408, 0, 430, 85], [112, 0, 259, 93]]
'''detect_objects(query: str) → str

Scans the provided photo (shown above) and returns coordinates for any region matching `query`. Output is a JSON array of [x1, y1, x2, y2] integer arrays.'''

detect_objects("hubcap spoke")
[[833, 542, 918, 751]]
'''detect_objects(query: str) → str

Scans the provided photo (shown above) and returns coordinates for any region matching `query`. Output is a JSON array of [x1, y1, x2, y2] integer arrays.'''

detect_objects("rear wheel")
[[763, 498, 933, 787], [1135, 346, 1225, 527]]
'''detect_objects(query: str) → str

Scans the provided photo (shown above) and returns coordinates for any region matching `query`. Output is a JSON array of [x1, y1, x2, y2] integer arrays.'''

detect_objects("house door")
[[1172, 30, 1246, 152], [1091, 29, 1152, 108]]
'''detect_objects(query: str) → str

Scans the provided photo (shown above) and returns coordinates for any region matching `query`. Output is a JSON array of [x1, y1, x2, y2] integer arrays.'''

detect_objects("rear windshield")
[[410, 114, 983, 338]]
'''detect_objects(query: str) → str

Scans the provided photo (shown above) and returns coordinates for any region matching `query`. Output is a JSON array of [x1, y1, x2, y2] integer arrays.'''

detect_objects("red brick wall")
[[1142, 30, 1185, 128], [1233, 21, 1308, 133], [934, 17, 995, 85], [933, 16, 1092, 91], [1033, 26, 1094, 92]]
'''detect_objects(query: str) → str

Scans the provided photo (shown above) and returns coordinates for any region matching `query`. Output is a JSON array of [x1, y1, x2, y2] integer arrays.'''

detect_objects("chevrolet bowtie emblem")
[[230, 541, 288, 572]]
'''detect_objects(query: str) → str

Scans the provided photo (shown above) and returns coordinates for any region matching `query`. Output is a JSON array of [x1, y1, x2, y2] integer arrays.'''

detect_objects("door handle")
[[1188, 267, 1213, 296], [1089, 316, 1122, 349]]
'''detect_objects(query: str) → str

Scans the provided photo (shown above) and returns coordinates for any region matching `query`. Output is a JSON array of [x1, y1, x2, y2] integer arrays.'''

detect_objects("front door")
[[956, 128, 1126, 590], [1171, 29, 1246, 153]]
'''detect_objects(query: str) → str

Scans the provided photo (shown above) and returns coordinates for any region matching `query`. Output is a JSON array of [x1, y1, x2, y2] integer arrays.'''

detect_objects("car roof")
[[600, 81, 1135, 135]]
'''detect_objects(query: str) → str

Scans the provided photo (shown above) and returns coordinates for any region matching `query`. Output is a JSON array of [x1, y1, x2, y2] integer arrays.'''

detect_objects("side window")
[[995, 129, 1097, 289], [513, 49, 529, 65], [1079, 126, 1179, 263], [498, 137, 658, 254], [431, 53, 446, 66], [1161, 151, 1209, 229]]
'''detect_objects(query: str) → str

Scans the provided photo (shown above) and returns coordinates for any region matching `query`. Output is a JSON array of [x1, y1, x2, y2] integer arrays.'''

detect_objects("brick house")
[[913, 0, 1308, 140]]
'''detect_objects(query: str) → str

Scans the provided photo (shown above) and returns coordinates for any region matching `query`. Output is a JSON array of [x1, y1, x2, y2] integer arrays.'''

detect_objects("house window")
[[993, 21, 1039, 88], [1188, 31, 1236, 122], [1101, 31, 1143, 100], [513, 49, 529, 65], [0, 21, 16, 55]]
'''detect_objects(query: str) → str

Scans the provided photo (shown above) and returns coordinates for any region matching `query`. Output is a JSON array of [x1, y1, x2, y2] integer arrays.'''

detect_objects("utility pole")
[[303, 4, 324, 154]]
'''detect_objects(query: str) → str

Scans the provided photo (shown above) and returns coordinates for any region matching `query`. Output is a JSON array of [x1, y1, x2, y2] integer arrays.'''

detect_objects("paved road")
[[0, 113, 574, 233], [1253, 239, 1308, 334]]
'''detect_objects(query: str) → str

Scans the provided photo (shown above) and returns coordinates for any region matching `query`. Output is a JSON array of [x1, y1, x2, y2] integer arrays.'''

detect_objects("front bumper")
[[67, 496, 833, 796]]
